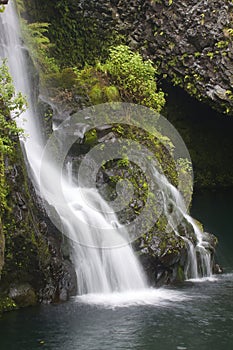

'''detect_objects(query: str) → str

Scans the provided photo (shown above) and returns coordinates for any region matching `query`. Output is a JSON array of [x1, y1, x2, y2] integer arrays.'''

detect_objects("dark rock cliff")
[[0, 139, 77, 312], [78, 0, 233, 115], [23, 0, 233, 187]]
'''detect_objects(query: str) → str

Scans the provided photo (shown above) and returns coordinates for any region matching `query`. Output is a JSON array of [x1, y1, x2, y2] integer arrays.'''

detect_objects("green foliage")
[[84, 129, 97, 145], [44, 67, 77, 90], [103, 86, 120, 102], [226, 28, 233, 37], [72, 64, 119, 106], [16, 0, 26, 14], [100, 45, 165, 112], [109, 123, 178, 186], [117, 158, 130, 167], [0, 295, 17, 313], [215, 40, 229, 49], [0, 61, 26, 119], [0, 64, 25, 156], [73, 46, 165, 112], [21, 20, 59, 74], [0, 60, 26, 214], [73, 66, 113, 105], [20, 0, 124, 68]]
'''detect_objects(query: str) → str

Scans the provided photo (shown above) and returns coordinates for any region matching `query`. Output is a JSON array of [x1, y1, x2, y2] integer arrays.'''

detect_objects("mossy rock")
[[9, 283, 37, 308], [0, 295, 17, 314]]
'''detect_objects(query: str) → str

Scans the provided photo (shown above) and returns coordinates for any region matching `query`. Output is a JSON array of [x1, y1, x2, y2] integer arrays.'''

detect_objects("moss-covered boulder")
[[67, 121, 218, 285], [8, 283, 37, 308]]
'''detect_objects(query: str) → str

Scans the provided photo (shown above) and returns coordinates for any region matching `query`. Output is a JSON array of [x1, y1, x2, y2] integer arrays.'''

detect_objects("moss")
[[103, 86, 120, 102], [43, 68, 77, 90], [0, 63, 55, 299], [176, 264, 185, 282], [89, 84, 105, 105], [84, 129, 98, 146], [0, 62, 27, 279], [1, 145, 44, 287], [20, 0, 125, 68], [0, 218, 4, 275], [8, 284, 37, 308], [0, 295, 17, 314]]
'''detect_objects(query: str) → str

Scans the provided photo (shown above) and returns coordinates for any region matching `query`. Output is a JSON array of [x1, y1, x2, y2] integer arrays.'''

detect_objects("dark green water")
[[0, 190, 233, 350], [192, 189, 233, 272]]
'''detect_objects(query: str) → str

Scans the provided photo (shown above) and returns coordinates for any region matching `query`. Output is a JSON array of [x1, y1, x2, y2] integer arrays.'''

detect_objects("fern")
[[21, 20, 59, 74]]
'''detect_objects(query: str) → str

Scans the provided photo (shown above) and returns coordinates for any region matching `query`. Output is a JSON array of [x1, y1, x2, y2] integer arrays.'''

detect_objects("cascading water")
[[0, 1, 147, 294], [152, 166, 212, 279], [0, 2, 44, 187], [0, 1, 213, 299]]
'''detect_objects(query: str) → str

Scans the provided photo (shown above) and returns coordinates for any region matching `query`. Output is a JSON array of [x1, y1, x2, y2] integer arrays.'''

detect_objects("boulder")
[[9, 283, 37, 307]]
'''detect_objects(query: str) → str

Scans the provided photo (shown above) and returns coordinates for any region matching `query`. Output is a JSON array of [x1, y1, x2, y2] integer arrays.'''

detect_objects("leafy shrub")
[[0, 60, 26, 214], [99, 45, 165, 112], [74, 45, 165, 112], [21, 20, 59, 75]]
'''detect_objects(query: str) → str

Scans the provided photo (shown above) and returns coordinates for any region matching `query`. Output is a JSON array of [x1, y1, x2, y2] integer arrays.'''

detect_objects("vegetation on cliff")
[[19, 0, 233, 116], [15, 0, 233, 189], [0, 60, 26, 279], [72, 45, 165, 111], [0, 61, 76, 312], [19, 0, 123, 68]]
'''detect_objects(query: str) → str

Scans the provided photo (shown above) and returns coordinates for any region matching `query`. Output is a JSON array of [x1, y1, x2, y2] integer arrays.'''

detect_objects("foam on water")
[[187, 276, 218, 283], [74, 288, 192, 308]]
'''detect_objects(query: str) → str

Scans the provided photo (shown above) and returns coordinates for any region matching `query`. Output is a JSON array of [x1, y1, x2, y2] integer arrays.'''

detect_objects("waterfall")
[[152, 167, 212, 279], [0, 1, 213, 297], [0, 1, 147, 294], [0, 1, 44, 188]]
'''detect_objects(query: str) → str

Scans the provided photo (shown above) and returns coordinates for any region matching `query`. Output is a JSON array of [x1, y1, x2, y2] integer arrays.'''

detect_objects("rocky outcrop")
[[26, 0, 233, 115], [23, 0, 233, 190], [70, 123, 218, 285], [136, 227, 218, 285], [8, 283, 37, 307], [78, 0, 233, 115], [0, 141, 77, 311]]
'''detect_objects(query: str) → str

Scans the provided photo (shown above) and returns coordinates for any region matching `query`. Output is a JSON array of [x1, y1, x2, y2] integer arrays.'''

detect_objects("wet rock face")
[[71, 126, 218, 285], [0, 143, 77, 308], [9, 283, 37, 307], [81, 0, 233, 114]]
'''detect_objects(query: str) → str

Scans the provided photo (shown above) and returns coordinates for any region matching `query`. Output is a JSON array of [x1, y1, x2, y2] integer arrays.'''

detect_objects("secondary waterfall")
[[0, 1, 213, 296], [151, 166, 212, 279]]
